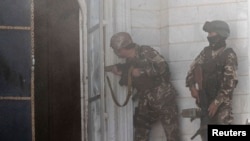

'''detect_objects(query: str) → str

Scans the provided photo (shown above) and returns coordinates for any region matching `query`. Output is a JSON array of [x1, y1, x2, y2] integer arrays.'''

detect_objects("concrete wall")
[[129, 0, 250, 141]]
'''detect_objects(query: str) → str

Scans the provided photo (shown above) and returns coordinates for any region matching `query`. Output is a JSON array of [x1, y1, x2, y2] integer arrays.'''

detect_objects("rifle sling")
[[106, 66, 134, 107]]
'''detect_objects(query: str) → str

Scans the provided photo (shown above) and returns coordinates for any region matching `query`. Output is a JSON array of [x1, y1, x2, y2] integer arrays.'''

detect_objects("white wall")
[[129, 0, 250, 141], [131, 0, 161, 47]]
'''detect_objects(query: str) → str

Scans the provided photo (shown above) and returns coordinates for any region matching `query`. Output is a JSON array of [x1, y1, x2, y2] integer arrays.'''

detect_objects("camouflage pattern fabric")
[[128, 44, 180, 141], [134, 83, 179, 141], [186, 46, 238, 140], [186, 46, 237, 110]]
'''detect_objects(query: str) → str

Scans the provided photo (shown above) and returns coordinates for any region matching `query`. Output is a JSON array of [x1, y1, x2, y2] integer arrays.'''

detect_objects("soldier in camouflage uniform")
[[109, 32, 180, 141], [186, 20, 238, 141]]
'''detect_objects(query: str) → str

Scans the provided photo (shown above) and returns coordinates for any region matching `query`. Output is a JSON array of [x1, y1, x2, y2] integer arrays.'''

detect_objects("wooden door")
[[34, 0, 81, 141]]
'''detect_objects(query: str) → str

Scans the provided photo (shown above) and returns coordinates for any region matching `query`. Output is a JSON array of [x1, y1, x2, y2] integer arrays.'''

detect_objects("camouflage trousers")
[[200, 101, 233, 141], [134, 83, 180, 141]]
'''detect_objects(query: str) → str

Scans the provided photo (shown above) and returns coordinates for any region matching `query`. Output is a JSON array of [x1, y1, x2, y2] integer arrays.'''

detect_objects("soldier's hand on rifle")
[[189, 86, 200, 103], [208, 101, 219, 117], [111, 65, 122, 76], [132, 68, 144, 77]]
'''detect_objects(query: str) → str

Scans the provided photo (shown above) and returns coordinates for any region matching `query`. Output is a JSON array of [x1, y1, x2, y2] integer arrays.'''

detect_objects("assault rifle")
[[181, 65, 210, 141], [105, 63, 161, 91], [105, 63, 134, 107], [105, 63, 131, 86], [105, 63, 164, 106]]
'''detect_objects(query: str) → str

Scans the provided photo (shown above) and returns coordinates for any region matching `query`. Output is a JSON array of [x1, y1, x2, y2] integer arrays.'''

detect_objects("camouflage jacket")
[[130, 44, 169, 78], [118, 43, 171, 91], [186, 46, 238, 105]]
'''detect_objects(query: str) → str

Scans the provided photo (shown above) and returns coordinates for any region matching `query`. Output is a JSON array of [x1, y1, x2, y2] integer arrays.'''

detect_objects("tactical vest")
[[201, 47, 236, 100]]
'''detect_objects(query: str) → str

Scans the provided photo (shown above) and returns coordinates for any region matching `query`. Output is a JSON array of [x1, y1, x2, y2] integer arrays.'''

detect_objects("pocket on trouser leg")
[[161, 105, 180, 141]]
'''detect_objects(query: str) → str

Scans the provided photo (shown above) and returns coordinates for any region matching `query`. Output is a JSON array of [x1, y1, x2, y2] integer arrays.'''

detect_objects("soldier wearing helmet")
[[110, 32, 134, 59], [108, 32, 180, 141], [203, 20, 230, 50], [185, 20, 238, 141]]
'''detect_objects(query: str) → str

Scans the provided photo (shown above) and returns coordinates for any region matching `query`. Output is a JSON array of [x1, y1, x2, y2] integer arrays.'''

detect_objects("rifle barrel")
[[105, 65, 114, 72]]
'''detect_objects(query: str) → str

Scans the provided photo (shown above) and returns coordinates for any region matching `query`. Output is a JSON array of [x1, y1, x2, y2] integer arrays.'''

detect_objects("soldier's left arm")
[[213, 51, 238, 106]]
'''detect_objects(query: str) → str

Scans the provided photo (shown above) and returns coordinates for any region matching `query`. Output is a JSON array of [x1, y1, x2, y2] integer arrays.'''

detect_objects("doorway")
[[34, 0, 81, 141]]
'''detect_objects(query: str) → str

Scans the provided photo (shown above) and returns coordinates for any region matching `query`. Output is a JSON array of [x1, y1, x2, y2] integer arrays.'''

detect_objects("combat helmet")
[[203, 20, 230, 39], [110, 32, 133, 49]]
